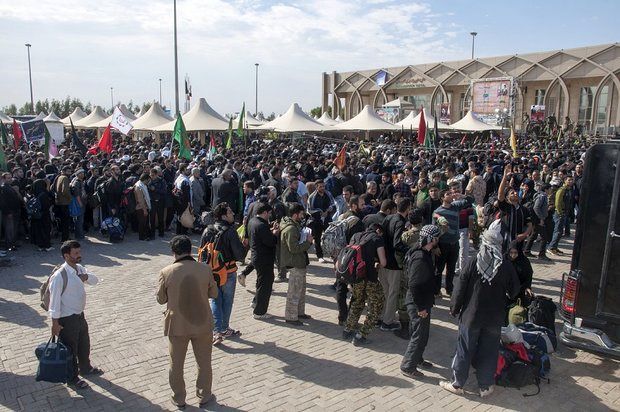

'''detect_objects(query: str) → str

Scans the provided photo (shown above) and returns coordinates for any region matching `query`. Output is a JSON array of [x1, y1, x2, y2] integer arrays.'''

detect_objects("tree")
[[140, 102, 152, 114], [266, 112, 276, 121], [310, 105, 332, 119], [2, 104, 17, 115]]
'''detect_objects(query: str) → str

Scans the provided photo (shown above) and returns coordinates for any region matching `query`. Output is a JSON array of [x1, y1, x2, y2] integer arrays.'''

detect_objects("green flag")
[[423, 121, 432, 148], [226, 117, 233, 149], [43, 123, 52, 160], [0, 122, 8, 146], [0, 143, 6, 172], [237, 103, 245, 139], [172, 113, 192, 160]]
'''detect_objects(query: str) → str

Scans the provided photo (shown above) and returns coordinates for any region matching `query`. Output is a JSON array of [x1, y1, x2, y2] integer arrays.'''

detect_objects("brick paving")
[[0, 231, 619, 411]]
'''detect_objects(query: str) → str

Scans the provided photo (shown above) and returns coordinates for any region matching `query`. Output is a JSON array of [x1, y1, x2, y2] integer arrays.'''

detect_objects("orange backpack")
[[198, 230, 236, 286]]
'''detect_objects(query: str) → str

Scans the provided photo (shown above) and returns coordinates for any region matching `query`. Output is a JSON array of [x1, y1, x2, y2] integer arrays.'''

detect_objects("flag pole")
[[173, 0, 180, 115]]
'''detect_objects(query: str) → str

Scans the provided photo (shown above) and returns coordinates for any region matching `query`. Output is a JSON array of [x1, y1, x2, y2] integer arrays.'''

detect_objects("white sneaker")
[[253, 313, 271, 320], [238, 274, 246, 287], [439, 380, 464, 395], [318, 258, 328, 264], [480, 386, 494, 398]]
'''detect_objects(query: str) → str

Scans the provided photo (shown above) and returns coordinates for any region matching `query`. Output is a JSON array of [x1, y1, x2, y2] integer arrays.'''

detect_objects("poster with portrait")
[[471, 77, 513, 125], [439, 103, 451, 124], [530, 105, 545, 122]]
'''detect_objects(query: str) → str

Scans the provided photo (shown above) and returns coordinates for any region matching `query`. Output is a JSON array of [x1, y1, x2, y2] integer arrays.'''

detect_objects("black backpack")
[[496, 360, 542, 396], [528, 296, 557, 335]]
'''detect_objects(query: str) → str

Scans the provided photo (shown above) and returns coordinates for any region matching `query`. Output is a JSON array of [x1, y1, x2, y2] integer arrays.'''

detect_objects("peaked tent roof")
[[383, 97, 415, 108], [334, 115, 343, 123], [333, 105, 400, 131], [396, 108, 452, 131], [152, 98, 229, 131], [131, 102, 174, 130], [74, 106, 108, 127], [257, 103, 326, 132], [61, 107, 88, 126], [233, 110, 265, 128], [33, 112, 47, 121], [44, 112, 63, 123], [449, 111, 502, 132], [135, 107, 144, 118], [317, 112, 338, 126], [0, 111, 13, 124], [90, 105, 138, 128]]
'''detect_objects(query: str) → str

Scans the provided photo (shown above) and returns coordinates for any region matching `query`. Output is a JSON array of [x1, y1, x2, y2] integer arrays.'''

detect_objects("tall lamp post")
[[25, 43, 34, 114], [173, 0, 179, 114], [470, 32, 477, 59], [254, 63, 259, 116], [110, 87, 114, 109], [158, 78, 162, 105]]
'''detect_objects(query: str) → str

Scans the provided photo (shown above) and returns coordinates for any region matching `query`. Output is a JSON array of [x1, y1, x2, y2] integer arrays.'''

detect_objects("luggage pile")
[[497, 296, 558, 396]]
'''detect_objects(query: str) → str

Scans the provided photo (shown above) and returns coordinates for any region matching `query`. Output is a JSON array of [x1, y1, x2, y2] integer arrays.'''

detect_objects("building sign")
[[471, 77, 513, 125], [391, 74, 429, 89]]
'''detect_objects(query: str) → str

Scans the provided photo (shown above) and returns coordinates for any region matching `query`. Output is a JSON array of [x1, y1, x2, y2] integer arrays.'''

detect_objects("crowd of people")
[[23, 126, 594, 407]]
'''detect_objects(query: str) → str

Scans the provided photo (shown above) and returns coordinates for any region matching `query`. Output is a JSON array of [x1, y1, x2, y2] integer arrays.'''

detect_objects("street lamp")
[[158, 78, 162, 105], [470, 32, 477, 59], [110, 87, 114, 109], [25, 43, 34, 114], [255, 63, 259, 116]]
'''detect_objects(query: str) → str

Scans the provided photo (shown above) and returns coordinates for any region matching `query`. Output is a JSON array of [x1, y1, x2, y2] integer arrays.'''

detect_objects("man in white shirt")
[[49, 240, 102, 389]]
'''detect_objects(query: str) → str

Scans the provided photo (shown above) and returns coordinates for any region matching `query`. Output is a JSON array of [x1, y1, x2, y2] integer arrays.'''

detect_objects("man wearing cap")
[[400, 225, 440, 379]]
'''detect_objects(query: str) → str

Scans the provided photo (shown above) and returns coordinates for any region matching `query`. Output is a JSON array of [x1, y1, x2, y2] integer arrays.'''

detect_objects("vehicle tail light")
[[560, 271, 581, 321]]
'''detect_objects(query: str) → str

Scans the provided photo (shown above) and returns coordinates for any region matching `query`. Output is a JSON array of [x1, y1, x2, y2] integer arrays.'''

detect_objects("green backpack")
[[508, 299, 528, 325]]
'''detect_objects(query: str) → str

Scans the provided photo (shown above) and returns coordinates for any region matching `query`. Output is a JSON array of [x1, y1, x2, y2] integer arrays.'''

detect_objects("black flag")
[[70, 118, 88, 155]]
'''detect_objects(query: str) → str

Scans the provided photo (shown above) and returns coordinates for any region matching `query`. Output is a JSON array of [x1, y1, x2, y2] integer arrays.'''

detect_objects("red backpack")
[[334, 232, 372, 284]]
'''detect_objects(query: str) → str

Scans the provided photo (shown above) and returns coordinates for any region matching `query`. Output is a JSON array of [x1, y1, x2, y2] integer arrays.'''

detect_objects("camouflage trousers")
[[345, 280, 384, 338], [285, 268, 307, 321], [396, 271, 410, 324]]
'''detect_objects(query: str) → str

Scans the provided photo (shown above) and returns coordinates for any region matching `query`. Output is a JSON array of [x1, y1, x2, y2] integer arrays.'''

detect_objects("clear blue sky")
[[0, 0, 617, 116]]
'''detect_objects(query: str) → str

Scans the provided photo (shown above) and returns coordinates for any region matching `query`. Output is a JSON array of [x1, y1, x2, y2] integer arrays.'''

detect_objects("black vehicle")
[[559, 142, 620, 358]]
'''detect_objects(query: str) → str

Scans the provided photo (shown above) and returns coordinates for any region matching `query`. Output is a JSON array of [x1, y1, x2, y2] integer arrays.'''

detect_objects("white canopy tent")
[[0, 111, 13, 124], [135, 107, 144, 118], [233, 110, 265, 129], [257, 103, 326, 132], [382, 97, 415, 108], [334, 115, 343, 123], [332, 105, 400, 131], [153, 98, 229, 132], [43, 112, 65, 144], [61, 107, 88, 126], [131, 102, 173, 130], [33, 112, 46, 121], [74, 106, 108, 128], [449, 111, 502, 132], [396, 109, 452, 131], [316, 112, 338, 126], [90, 105, 138, 128]]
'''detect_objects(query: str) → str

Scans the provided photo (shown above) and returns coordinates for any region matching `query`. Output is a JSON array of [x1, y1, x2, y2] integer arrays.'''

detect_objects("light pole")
[[470, 32, 477, 59], [254, 63, 259, 115], [25, 43, 34, 114], [110, 87, 114, 109], [173, 0, 179, 114], [158, 78, 162, 105]]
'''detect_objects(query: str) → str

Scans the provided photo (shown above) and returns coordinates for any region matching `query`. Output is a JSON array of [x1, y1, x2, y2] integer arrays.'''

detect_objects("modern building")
[[321, 43, 619, 133]]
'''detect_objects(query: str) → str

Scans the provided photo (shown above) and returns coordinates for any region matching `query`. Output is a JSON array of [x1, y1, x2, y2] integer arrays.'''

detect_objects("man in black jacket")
[[211, 170, 238, 213], [362, 199, 396, 229], [400, 225, 441, 379], [440, 220, 520, 398], [248, 203, 280, 319]]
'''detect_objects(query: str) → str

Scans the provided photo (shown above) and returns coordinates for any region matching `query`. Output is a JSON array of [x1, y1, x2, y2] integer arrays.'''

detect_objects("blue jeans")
[[548, 212, 565, 249], [210, 272, 236, 333], [451, 324, 500, 389]]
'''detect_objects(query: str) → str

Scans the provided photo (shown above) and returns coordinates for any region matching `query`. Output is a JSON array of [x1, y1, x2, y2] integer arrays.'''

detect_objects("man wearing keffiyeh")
[[439, 219, 520, 398]]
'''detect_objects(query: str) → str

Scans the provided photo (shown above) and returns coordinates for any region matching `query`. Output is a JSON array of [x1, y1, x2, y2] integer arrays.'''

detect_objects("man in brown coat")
[[157, 235, 218, 409]]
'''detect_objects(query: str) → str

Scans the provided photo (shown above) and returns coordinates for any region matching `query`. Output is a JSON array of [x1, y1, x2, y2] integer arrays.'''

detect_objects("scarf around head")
[[477, 219, 503, 284]]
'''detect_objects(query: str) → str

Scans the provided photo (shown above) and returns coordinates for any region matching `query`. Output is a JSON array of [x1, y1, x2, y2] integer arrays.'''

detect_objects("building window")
[[596, 85, 609, 131], [534, 89, 546, 106], [578, 86, 597, 129]]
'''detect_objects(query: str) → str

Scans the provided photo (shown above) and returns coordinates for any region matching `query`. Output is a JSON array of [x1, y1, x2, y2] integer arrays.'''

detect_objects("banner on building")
[[439, 103, 451, 124], [471, 77, 513, 125], [20, 119, 46, 143], [375, 107, 399, 123], [530, 105, 545, 122]]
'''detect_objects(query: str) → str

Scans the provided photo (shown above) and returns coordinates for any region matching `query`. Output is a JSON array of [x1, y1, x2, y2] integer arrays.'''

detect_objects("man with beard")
[[104, 165, 123, 219]]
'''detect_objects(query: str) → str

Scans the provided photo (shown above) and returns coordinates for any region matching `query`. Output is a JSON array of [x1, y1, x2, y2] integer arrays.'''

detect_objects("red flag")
[[460, 134, 467, 146], [88, 125, 113, 154], [417, 108, 426, 145], [12, 119, 23, 149], [334, 144, 347, 170]]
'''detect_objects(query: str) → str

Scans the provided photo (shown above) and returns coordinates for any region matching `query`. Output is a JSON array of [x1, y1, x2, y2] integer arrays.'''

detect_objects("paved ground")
[[0, 229, 619, 412]]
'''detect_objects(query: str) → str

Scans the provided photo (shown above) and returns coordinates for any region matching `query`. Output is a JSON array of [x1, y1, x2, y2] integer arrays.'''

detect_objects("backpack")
[[518, 322, 557, 353], [40, 266, 67, 311], [496, 360, 542, 396], [101, 217, 124, 242], [120, 187, 136, 214], [26, 194, 43, 220], [508, 299, 528, 325], [528, 295, 557, 334], [322, 216, 358, 258], [528, 347, 551, 379], [198, 229, 230, 286], [335, 232, 373, 284]]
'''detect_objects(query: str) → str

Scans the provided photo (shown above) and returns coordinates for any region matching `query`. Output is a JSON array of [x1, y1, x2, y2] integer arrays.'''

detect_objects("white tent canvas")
[[383, 97, 415, 108], [0, 111, 13, 124], [43, 111, 64, 144], [257, 103, 325, 132], [74, 106, 108, 128], [396, 109, 452, 131], [334, 115, 343, 123], [333, 105, 400, 131], [61, 107, 88, 126], [90, 105, 138, 128], [153, 98, 229, 131], [317, 112, 338, 126], [233, 110, 265, 129], [33, 112, 46, 121], [131, 102, 173, 130], [449, 111, 502, 132]]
